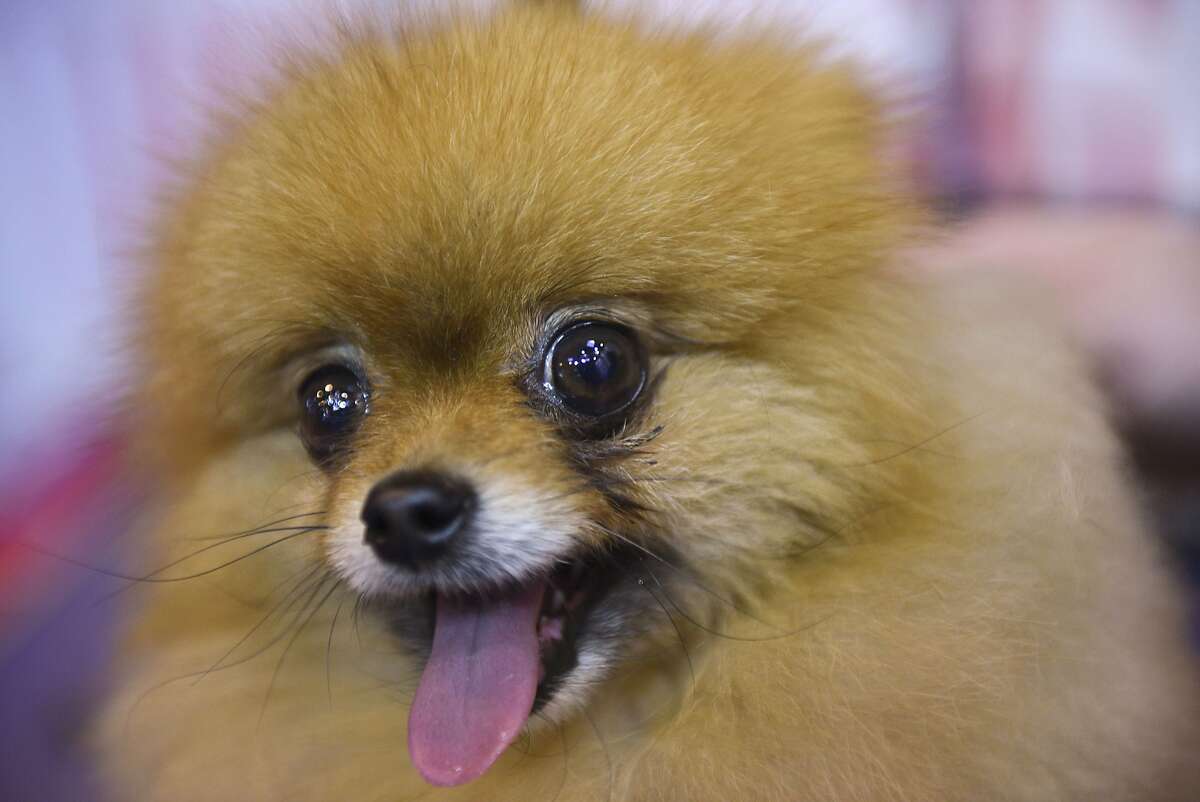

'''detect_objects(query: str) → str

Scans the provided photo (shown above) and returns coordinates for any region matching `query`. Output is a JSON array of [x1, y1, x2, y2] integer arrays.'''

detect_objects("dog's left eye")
[[543, 321, 646, 418], [297, 364, 370, 464]]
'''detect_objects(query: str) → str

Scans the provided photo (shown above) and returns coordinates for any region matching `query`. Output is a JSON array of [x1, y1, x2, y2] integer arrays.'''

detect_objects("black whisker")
[[18, 528, 324, 588], [582, 707, 614, 802], [549, 722, 571, 802], [257, 575, 341, 730], [192, 564, 326, 685], [182, 510, 327, 540], [94, 524, 329, 606], [146, 526, 329, 577], [122, 565, 324, 737], [646, 567, 834, 643], [641, 580, 696, 697], [594, 524, 780, 630], [214, 320, 323, 415], [514, 713, 568, 758], [847, 410, 986, 467], [351, 592, 366, 653], [326, 593, 348, 709]]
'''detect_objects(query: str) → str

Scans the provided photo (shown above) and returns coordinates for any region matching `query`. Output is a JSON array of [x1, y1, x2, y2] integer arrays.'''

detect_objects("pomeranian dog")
[[97, 1, 1200, 799]]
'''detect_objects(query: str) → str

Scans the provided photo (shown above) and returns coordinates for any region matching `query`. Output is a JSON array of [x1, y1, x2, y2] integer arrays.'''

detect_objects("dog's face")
[[140, 6, 910, 786]]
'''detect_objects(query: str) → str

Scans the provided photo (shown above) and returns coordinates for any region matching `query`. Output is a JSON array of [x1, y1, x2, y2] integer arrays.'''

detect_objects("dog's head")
[[138, 4, 914, 786]]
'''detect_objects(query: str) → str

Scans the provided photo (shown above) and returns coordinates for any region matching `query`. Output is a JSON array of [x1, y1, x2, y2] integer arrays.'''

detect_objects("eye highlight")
[[297, 364, 370, 464], [543, 321, 646, 419]]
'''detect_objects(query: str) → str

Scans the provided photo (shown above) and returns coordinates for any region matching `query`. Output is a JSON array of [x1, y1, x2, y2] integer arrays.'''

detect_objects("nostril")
[[361, 470, 476, 567], [411, 496, 461, 537]]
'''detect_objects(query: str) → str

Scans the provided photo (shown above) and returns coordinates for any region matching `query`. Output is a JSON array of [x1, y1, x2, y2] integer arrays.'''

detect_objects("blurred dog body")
[[98, 3, 1200, 800]]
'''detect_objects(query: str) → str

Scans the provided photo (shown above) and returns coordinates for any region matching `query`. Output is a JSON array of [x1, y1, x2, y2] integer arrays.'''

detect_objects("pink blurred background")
[[1, 1, 1198, 797], [2, 0, 1197, 470]]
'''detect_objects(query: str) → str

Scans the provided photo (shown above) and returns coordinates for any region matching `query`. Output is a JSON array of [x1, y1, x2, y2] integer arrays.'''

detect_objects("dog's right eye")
[[297, 364, 370, 464], [542, 321, 646, 420]]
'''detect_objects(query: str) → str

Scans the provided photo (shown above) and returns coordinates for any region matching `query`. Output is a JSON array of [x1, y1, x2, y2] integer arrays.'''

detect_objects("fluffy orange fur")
[[99, 3, 1200, 799]]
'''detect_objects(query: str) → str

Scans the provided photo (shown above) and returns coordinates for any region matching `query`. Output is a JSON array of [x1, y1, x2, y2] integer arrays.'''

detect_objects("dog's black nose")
[[361, 470, 476, 567]]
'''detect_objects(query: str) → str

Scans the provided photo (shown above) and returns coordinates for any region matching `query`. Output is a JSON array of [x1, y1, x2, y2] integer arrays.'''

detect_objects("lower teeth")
[[539, 615, 565, 642]]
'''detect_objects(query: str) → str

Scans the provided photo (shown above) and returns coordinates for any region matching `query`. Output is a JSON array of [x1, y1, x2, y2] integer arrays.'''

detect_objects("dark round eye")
[[543, 321, 646, 418], [298, 364, 370, 463]]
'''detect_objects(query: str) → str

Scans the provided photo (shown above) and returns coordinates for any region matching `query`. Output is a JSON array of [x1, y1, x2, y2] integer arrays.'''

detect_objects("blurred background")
[[2, 0, 1198, 798]]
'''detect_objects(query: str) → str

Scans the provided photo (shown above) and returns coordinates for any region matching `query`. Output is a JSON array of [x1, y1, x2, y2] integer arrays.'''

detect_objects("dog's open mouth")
[[406, 543, 638, 787]]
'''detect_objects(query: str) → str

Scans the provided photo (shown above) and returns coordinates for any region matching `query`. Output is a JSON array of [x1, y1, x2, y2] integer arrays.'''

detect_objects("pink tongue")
[[407, 584, 544, 787]]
